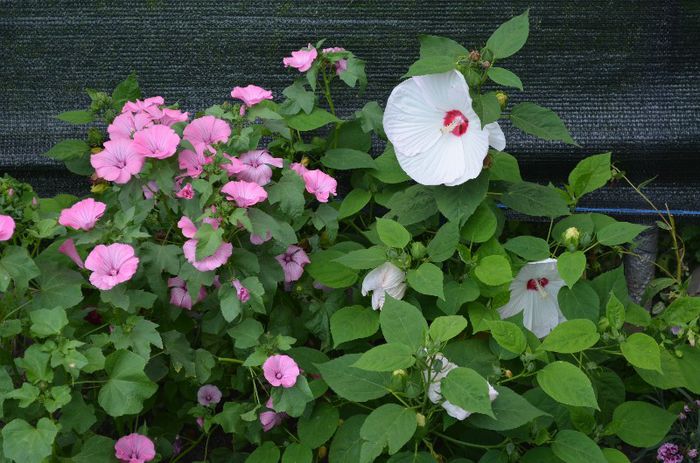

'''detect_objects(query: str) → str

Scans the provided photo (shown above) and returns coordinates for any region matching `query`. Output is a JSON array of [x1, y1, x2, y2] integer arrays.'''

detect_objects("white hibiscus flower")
[[383, 70, 506, 186], [498, 258, 567, 338], [361, 262, 407, 310]]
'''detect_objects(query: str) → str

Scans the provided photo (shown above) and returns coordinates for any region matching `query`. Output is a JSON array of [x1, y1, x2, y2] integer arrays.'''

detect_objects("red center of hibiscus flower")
[[443, 110, 469, 136], [526, 278, 549, 290]]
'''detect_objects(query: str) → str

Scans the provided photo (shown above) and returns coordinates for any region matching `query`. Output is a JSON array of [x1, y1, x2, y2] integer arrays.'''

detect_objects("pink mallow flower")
[[178, 216, 232, 272], [197, 384, 222, 406], [262, 354, 300, 388], [301, 169, 337, 202], [175, 183, 194, 200], [231, 85, 273, 115], [232, 279, 250, 303], [275, 245, 310, 283], [114, 433, 156, 463], [142, 181, 159, 199], [58, 198, 107, 231], [231, 150, 284, 186], [259, 397, 286, 432], [133, 125, 180, 160], [179, 149, 212, 178], [122, 96, 165, 114], [0, 215, 16, 241], [183, 116, 231, 155], [221, 180, 268, 208], [91, 139, 145, 184], [155, 108, 189, 127], [168, 277, 206, 310], [283, 44, 318, 72], [290, 162, 308, 177], [85, 244, 139, 291], [322, 47, 348, 75], [108, 112, 153, 140], [58, 239, 84, 269]]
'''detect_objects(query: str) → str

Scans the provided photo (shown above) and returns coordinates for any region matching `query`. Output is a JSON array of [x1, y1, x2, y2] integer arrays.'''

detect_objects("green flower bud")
[[563, 226, 581, 251], [496, 91, 508, 109], [410, 242, 427, 260]]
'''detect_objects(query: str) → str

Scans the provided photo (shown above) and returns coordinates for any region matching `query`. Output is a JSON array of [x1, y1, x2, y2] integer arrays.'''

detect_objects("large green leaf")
[[540, 319, 599, 353], [376, 218, 411, 248], [536, 362, 598, 409], [475, 255, 512, 286], [470, 386, 548, 431], [380, 297, 428, 351], [98, 350, 157, 417], [504, 236, 550, 261], [32, 265, 83, 310], [298, 402, 340, 449], [407, 263, 444, 299], [43, 139, 90, 161], [620, 333, 661, 372], [322, 148, 376, 170], [306, 250, 358, 289], [331, 305, 380, 347], [1, 418, 58, 463], [557, 251, 586, 288], [551, 430, 606, 463], [329, 415, 366, 463], [502, 181, 570, 218], [432, 171, 489, 225], [360, 404, 417, 459], [441, 367, 495, 417], [429, 315, 468, 343], [487, 320, 526, 354], [596, 222, 648, 246], [510, 102, 577, 145], [427, 222, 460, 262], [353, 344, 416, 372], [286, 108, 340, 131], [568, 152, 612, 198], [419, 35, 468, 59], [404, 55, 456, 77], [316, 354, 391, 402], [0, 246, 40, 292], [485, 10, 530, 59], [487, 67, 523, 90], [611, 401, 676, 448], [267, 169, 306, 218]]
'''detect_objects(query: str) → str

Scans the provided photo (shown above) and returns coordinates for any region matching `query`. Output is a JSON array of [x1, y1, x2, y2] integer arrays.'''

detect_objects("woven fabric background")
[[1, 0, 699, 214]]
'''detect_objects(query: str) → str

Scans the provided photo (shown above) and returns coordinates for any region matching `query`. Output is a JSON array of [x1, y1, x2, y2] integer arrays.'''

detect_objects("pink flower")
[[197, 384, 222, 406], [283, 44, 318, 72], [85, 244, 139, 290], [177, 216, 198, 238], [275, 245, 310, 283], [58, 239, 84, 269], [183, 116, 231, 155], [231, 150, 284, 186], [168, 277, 206, 310], [262, 354, 300, 388], [114, 433, 156, 463], [322, 47, 348, 75], [142, 181, 159, 199], [221, 180, 268, 208], [58, 198, 107, 231], [178, 149, 211, 178], [91, 139, 145, 184], [220, 154, 247, 177], [122, 96, 164, 114], [155, 108, 189, 126], [133, 125, 180, 159], [301, 169, 337, 202], [0, 215, 16, 241], [232, 279, 250, 303], [196, 417, 204, 429], [175, 183, 194, 199], [250, 231, 272, 245], [259, 398, 286, 432], [108, 112, 153, 140], [290, 162, 308, 176], [183, 240, 233, 272], [231, 85, 273, 115]]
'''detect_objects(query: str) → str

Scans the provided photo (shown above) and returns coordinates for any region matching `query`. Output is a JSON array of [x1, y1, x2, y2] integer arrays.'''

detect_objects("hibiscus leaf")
[[407, 263, 445, 299], [331, 305, 380, 347], [487, 67, 523, 90], [321, 148, 376, 170], [403, 55, 456, 78], [501, 181, 571, 218], [352, 344, 416, 372], [510, 102, 577, 146], [536, 361, 598, 409], [485, 10, 530, 59], [441, 367, 495, 418], [419, 35, 468, 60]]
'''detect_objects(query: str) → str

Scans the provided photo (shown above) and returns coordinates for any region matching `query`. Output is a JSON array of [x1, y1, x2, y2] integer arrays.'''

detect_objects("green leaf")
[[470, 386, 549, 431], [386, 184, 437, 225], [71, 435, 115, 463], [331, 306, 380, 347], [44, 139, 90, 161], [306, 250, 358, 289], [321, 149, 376, 170], [620, 333, 661, 372], [5, 383, 40, 408], [380, 297, 428, 351], [551, 430, 606, 463], [0, 246, 40, 292], [432, 172, 490, 225], [298, 402, 340, 448], [338, 189, 372, 219], [596, 222, 648, 246], [246, 441, 280, 463], [112, 73, 141, 108], [611, 401, 676, 448], [407, 262, 445, 299], [504, 236, 550, 261], [376, 218, 411, 248], [427, 222, 460, 262], [286, 108, 340, 131], [490, 151, 522, 182], [271, 376, 314, 417], [316, 354, 391, 402], [540, 319, 600, 353], [568, 152, 612, 198], [601, 448, 630, 463], [502, 181, 571, 218], [32, 266, 83, 310], [404, 55, 456, 77], [510, 102, 577, 145], [268, 169, 307, 218], [1, 418, 59, 463], [15, 345, 52, 383], [461, 202, 497, 243], [29, 307, 68, 338], [487, 67, 523, 90], [486, 10, 530, 59], [56, 110, 94, 124], [98, 350, 158, 417], [437, 279, 480, 315], [537, 361, 598, 409], [282, 443, 313, 463], [487, 320, 526, 354], [419, 35, 468, 59], [558, 281, 600, 322], [472, 91, 501, 125], [475, 255, 512, 286], [140, 242, 181, 274], [662, 296, 700, 325], [283, 80, 315, 114], [333, 247, 386, 270], [441, 367, 495, 417], [429, 315, 468, 343], [194, 222, 224, 260], [353, 344, 416, 372], [370, 145, 410, 184], [228, 318, 264, 349], [360, 404, 417, 456], [329, 414, 366, 463], [557, 251, 586, 288], [605, 293, 626, 331]]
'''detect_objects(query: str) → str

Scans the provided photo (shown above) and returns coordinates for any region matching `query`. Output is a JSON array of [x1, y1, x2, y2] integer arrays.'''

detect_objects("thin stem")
[[217, 356, 244, 364], [170, 433, 204, 463], [433, 431, 508, 450]]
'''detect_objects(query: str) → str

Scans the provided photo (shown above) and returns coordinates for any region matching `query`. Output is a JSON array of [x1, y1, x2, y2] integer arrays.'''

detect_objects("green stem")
[[433, 432, 508, 450], [217, 356, 244, 364], [171, 433, 204, 463]]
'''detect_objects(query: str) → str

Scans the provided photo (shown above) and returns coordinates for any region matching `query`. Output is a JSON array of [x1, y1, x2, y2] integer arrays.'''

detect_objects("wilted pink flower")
[[276, 245, 310, 283], [231, 150, 284, 186], [197, 384, 222, 406], [221, 180, 268, 208], [133, 125, 180, 159], [0, 215, 16, 241], [59, 198, 107, 231], [259, 397, 286, 432], [114, 433, 156, 463], [231, 85, 273, 115], [175, 183, 194, 199], [183, 240, 233, 272], [122, 96, 165, 114], [91, 139, 145, 184], [178, 149, 211, 178], [58, 239, 84, 269], [183, 116, 231, 155], [168, 277, 206, 310], [301, 169, 337, 202], [250, 231, 272, 245], [323, 47, 348, 75], [85, 243, 139, 290], [155, 108, 189, 126], [283, 44, 318, 72], [142, 181, 159, 199], [108, 112, 153, 140], [232, 279, 250, 303], [263, 354, 300, 388]]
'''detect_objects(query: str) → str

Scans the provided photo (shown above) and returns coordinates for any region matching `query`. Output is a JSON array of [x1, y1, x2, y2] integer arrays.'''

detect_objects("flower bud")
[[468, 50, 481, 61], [410, 242, 427, 260], [91, 183, 109, 194], [416, 413, 426, 427], [496, 91, 508, 109], [392, 369, 407, 377], [598, 317, 610, 331], [301, 156, 311, 167], [504, 369, 513, 378], [481, 60, 491, 69], [563, 226, 581, 250], [318, 447, 327, 459]]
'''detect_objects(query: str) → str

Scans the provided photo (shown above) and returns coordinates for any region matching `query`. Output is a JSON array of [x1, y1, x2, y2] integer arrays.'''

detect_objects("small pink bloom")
[[262, 354, 300, 388], [183, 239, 232, 272], [142, 181, 159, 199], [197, 384, 222, 406], [301, 169, 337, 202], [289, 162, 308, 176], [108, 112, 153, 140], [91, 139, 145, 184], [283, 44, 318, 72], [250, 231, 272, 245], [122, 96, 165, 114], [221, 180, 268, 208], [259, 398, 287, 432], [175, 183, 194, 200], [58, 239, 84, 269], [155, 108, 189, 126], [168, 277, 206, 310], [178, 149, 211, 177], [276, 245, 310, 283], [58, 198, 107, 231], [85, 244, 139, 291], [114, 433, 156, 463], [0, 215, 16, 241], [6, 188, 14, 197], [232, 279, 250, 303], [322, 47, 348, 75], [220, 154, 247, 177], [231, 85, 273, 115], [133, 125, 180, 159], [196, 417, 204, 429], [183, 116, 231, 155], [232, 150, 284, 186]]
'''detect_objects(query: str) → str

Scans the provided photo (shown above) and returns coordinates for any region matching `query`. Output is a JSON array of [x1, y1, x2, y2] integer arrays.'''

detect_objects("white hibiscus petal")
[[499, 288, 528, 319], [396, 135, 466, 186], [413, 70, 472, 113], [443, 127, 490, 186], [484, 122, 506, 151], [527, 292, 562, 338]]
